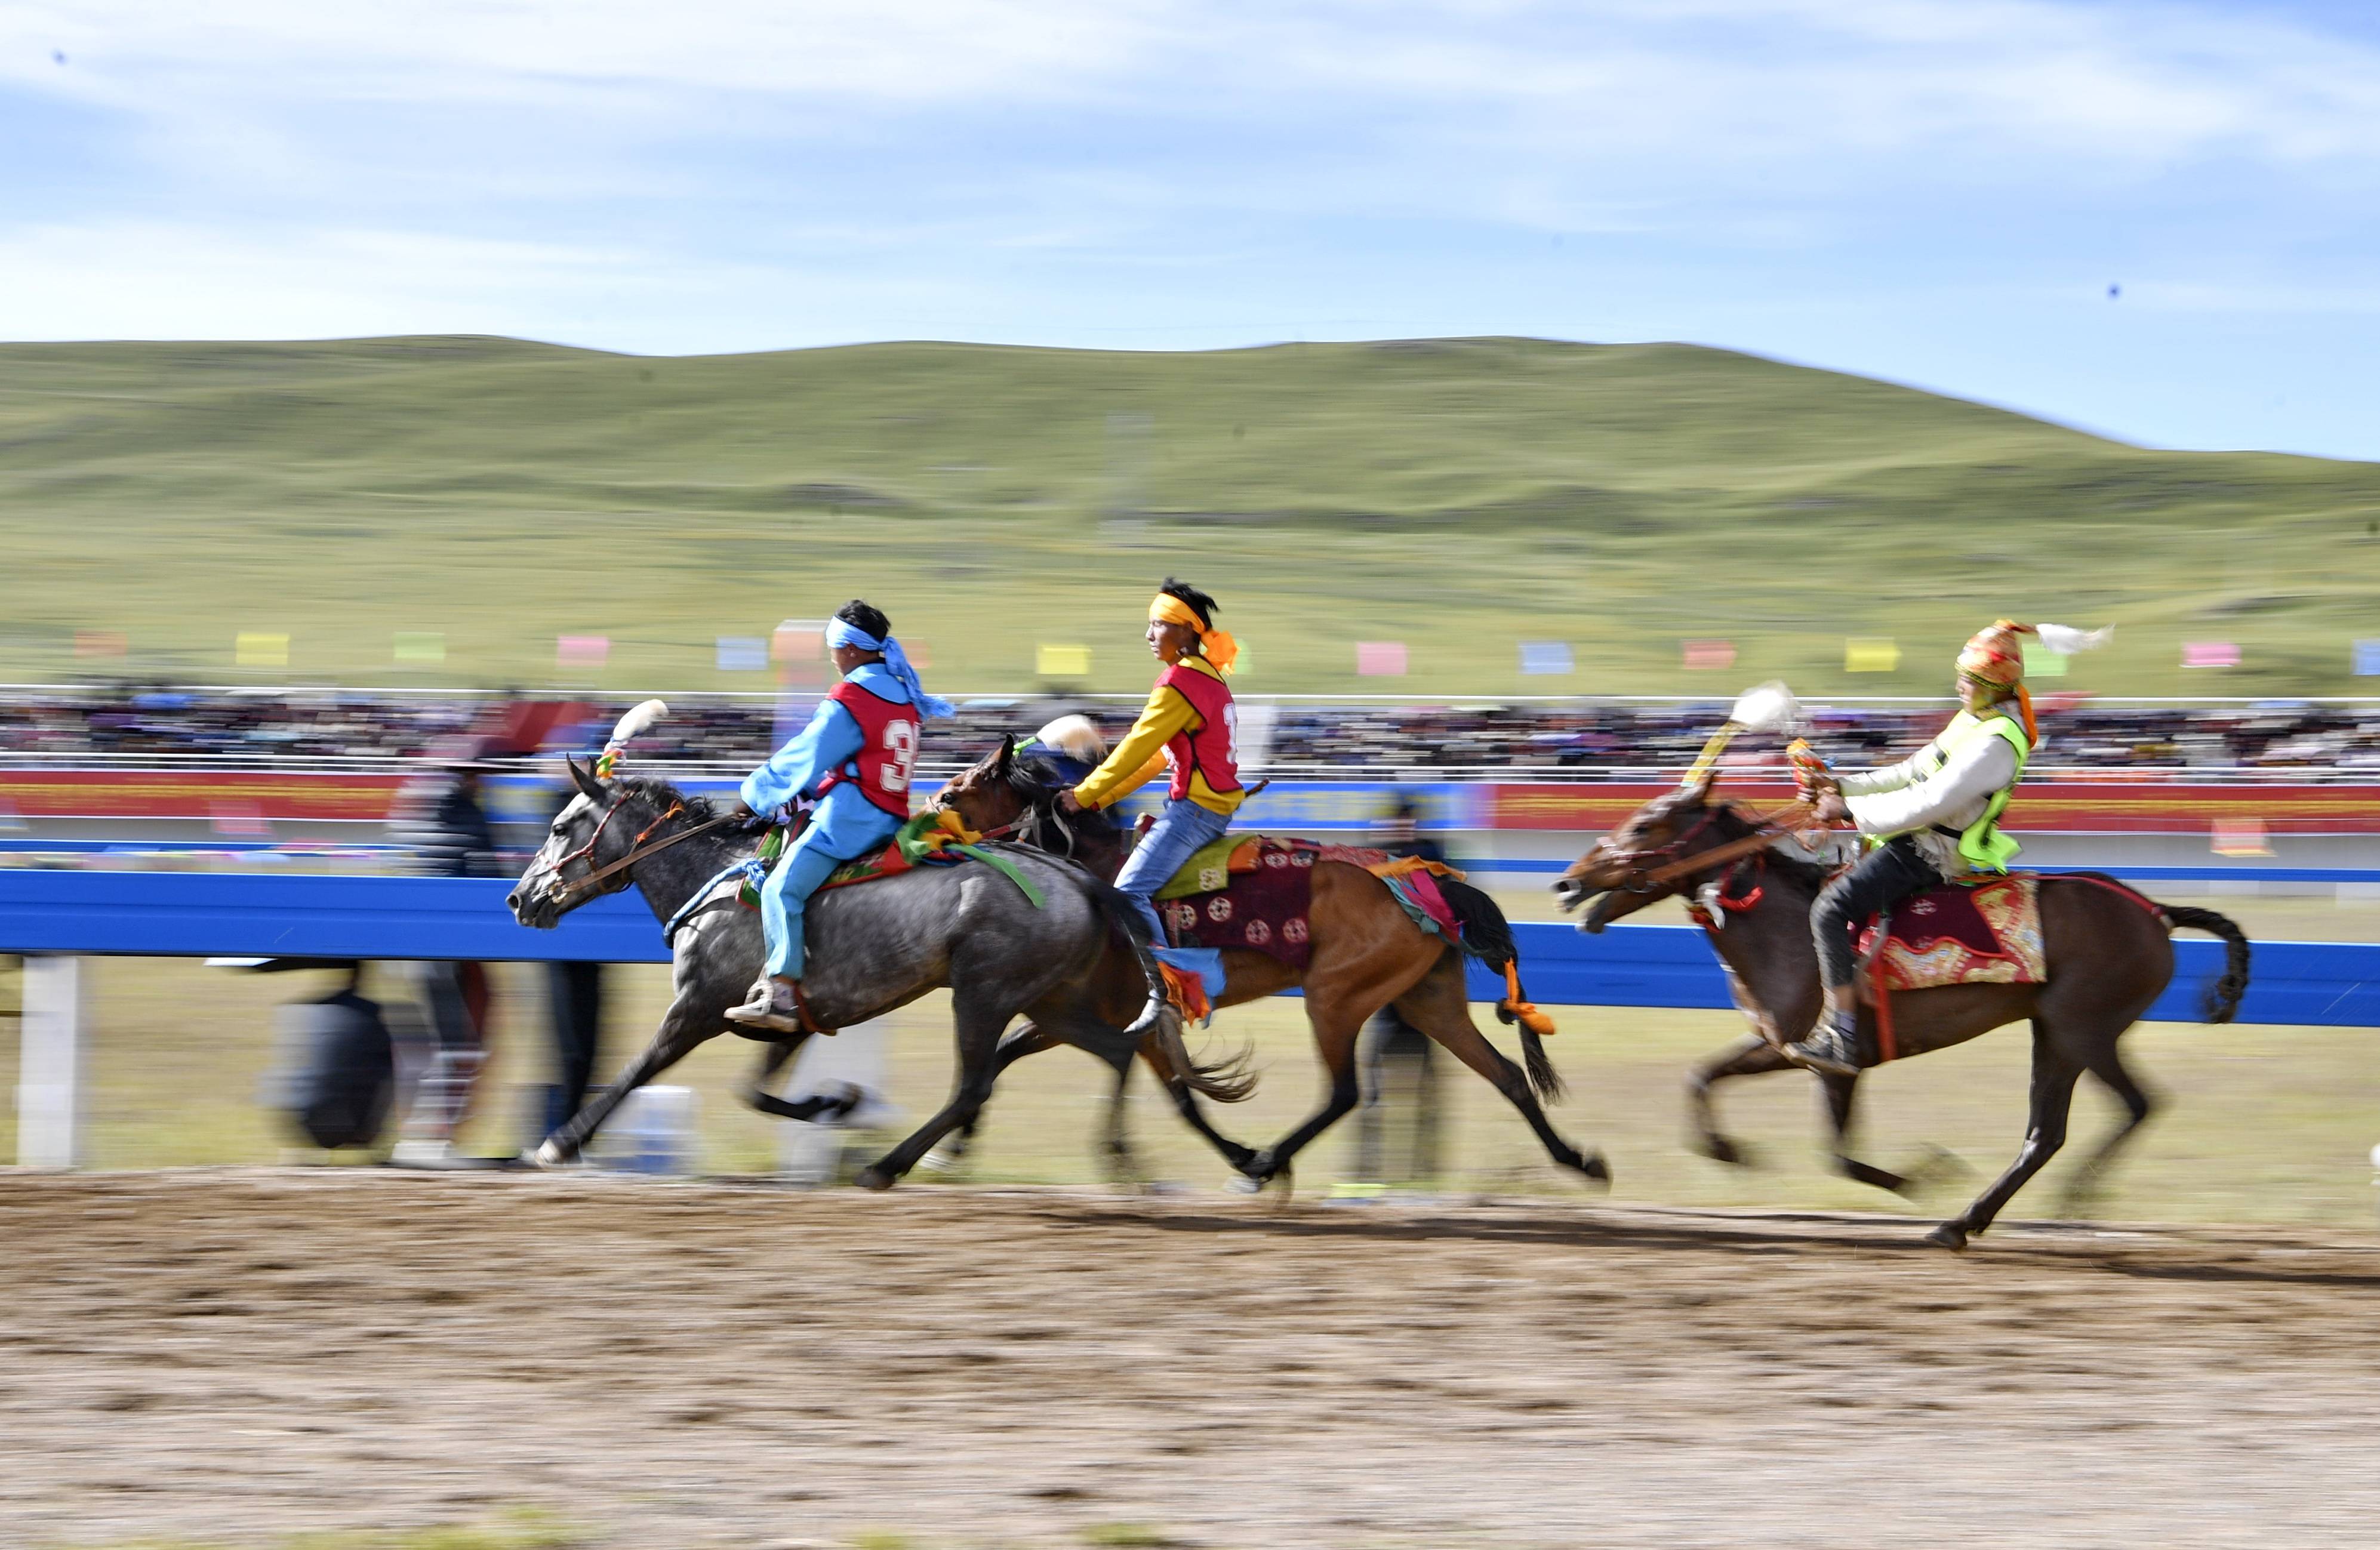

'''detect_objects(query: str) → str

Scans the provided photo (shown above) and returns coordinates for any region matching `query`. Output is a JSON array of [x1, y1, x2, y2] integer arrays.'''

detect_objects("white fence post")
[[18, 956, 87, 1168]]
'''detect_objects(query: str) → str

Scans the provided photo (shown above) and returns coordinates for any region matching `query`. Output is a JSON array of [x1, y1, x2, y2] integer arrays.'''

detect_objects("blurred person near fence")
[[1354, 796, 1446, 1187], [387, 737, 505, 1163]]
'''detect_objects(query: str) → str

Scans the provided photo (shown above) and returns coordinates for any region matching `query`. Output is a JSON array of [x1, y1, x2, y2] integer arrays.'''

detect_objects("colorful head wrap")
[[1149, 592, 1239, 674], [1957, 620, 2112, 745], [827, 617, 955, 720]]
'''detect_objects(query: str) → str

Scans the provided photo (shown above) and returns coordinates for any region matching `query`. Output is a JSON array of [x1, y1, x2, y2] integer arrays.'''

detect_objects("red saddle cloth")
[[1855, 875, 2047, 994], [1156, 839, 1448, 971], [1159, 838, 1323, 969]]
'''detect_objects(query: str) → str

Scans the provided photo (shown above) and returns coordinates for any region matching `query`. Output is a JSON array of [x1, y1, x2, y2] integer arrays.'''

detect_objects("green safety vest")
[[1871, 708, 2031, 873]]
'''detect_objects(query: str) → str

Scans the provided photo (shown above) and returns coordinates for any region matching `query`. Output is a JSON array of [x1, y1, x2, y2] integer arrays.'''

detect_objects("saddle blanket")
[[1158, 837, 1465, 970], [1856, 875, 2046, 993], [1160, 837, 1323, 967]]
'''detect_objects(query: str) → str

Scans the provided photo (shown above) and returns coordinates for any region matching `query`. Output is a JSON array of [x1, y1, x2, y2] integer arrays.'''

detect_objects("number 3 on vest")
[[880, 720, 918, 794]]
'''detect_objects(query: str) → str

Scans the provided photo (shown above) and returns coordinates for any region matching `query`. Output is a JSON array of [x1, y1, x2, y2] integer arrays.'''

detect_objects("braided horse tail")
[[1435, 876, 1565, 1104], [2160, 904, 2252, 1024]]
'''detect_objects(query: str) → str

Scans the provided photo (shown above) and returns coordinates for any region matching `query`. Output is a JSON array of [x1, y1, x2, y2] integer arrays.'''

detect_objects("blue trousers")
[[1113, 798, 1233, 943], [759, 826, 861, 981]]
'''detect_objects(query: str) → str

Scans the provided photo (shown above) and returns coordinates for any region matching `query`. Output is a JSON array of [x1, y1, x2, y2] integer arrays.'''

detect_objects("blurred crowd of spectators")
[[8, 685, 2380, 775]]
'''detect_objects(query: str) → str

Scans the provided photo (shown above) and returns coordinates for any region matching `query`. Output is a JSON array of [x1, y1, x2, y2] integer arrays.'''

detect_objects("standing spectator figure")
[[539, 766, 608, 1139], [1354, 797, 1445, 1188], [387, 740, 504, 1164]]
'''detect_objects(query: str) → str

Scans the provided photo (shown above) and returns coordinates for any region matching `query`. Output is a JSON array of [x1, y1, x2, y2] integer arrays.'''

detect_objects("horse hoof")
[[1924, 1221, 1970, 1252], [855, 1167, 897, 1192], [919, 1148, 965, 1175], [1698, 1136, 1753, 1169], [532, 1139, 569, 1169], [1578, 1153, 1612, 1188], [1226, 1173, 1264, 1195]]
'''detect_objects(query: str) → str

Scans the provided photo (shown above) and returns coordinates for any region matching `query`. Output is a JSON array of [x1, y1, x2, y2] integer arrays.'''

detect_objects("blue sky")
[[6, 1, 2380, 457]]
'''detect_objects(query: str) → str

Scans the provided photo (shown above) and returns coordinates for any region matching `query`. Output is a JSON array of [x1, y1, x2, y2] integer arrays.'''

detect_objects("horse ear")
[[567, 756, 605, 800], [994, 734, 1015, 776]]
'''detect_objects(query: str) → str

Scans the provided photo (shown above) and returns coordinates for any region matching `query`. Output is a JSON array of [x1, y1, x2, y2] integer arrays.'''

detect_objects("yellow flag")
[[1844, 638, 1899, 673]]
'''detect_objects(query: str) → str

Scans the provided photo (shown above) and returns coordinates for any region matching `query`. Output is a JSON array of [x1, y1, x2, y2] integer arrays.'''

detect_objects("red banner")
[[0, 771, 405, 821], [1489, 781, 2380, 835]]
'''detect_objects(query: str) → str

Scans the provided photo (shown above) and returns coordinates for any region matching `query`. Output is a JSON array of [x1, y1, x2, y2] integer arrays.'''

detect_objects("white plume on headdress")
[[1035, 714, 1107, 763], [1725, 680, 1806, 735], [2032, 624, 2114, 656], [606, 698, 669, 749]]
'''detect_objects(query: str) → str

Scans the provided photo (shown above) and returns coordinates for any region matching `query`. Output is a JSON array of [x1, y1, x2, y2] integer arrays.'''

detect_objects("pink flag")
[[1682, 640, 1736, 671], [2181, 640, 2239, 668], [556, 634, 610, 669]]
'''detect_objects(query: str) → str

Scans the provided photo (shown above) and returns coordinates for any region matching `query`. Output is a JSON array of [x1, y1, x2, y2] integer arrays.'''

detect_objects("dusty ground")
[[5, 1172, 2379, 1549]]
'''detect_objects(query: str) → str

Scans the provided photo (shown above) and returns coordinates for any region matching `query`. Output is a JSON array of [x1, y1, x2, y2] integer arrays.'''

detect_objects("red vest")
[[817, 680, 920, 818], [1159, 662, 1241, 802]]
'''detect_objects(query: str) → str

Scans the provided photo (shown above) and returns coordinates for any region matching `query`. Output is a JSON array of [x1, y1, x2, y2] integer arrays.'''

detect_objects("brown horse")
[[937, 737, 1605, 1191], [1551, 779, 2250, 1249]]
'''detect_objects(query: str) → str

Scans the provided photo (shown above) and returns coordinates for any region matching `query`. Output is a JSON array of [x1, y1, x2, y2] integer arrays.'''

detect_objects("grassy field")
[[4, 942, 2373, 1231], [5, 334, 2380, 694]]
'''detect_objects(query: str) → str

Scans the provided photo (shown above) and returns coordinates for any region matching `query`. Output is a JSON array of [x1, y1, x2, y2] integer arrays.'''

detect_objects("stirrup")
[[727, 978, 831, 1036], [1784, 1013, 1861, 1077]]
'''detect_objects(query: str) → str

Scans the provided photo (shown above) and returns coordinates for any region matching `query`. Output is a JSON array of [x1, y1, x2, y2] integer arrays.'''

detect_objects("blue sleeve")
[[741, 699, 864, 813]]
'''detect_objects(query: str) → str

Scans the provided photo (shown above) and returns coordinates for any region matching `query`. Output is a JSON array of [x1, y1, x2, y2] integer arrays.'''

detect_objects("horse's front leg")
[[1686, 1033, 1792, 1167], [740, 1035, 869, 1123], [535, 997, 721, 1166]]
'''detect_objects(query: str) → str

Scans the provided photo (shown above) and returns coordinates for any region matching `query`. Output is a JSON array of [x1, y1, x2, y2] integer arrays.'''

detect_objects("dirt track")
[[4, 1171, 2379, 1549]]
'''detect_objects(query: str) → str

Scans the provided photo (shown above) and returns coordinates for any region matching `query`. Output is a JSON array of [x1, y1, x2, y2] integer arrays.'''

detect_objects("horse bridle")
[[537, 794, 737, 908], [1590, 800, 1816, 897]]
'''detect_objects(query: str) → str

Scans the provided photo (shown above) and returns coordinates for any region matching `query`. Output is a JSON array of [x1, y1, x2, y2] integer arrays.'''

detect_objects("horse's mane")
[[1711, 799, 1831, 892], [609, 773, 720, 822], [1007, 749, 1124, 840]]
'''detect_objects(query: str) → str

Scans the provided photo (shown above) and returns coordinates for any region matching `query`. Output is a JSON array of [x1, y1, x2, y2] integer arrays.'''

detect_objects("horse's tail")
[[1436, 874, 1565, 1104], [1091, 879, 1256, 1103], [2160, 903, 2252, 1024]]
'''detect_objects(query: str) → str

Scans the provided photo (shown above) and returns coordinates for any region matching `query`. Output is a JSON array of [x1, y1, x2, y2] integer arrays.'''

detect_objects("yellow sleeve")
[[1074, 683, 1197, 808]]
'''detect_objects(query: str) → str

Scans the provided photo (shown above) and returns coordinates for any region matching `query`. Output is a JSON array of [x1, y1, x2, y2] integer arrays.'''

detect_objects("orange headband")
[[1148, 593, 1239, 674]]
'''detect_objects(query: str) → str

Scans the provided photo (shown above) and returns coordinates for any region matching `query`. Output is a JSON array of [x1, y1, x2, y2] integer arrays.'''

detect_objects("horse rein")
[[1599, 800, 1818, 896], [544, 800, 741, 906]]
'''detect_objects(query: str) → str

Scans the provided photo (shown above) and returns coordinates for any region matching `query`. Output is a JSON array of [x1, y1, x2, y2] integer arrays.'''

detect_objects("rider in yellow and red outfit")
[[1058, 580, 1244, 968]]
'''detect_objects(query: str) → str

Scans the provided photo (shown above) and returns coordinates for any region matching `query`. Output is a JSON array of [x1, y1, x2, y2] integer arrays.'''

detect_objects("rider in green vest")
[[1784, 620, 2108, 1076]]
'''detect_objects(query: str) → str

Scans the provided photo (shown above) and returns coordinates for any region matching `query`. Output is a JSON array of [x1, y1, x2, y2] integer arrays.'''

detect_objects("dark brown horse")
[[937, 737, 1605, 1191], [1551, 779, 2250, 1249]]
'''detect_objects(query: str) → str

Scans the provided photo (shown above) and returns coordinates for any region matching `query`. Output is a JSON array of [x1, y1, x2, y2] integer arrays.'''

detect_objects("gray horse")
[[508, 759, 1239, 1188]]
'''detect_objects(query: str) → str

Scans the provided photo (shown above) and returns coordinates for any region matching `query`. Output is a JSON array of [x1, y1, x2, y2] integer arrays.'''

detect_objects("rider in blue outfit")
[[725, 600, 953, 1034]]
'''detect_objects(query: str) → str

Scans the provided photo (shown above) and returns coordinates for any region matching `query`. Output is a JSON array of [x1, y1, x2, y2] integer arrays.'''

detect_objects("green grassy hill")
[[4, 333, 2377, 694]]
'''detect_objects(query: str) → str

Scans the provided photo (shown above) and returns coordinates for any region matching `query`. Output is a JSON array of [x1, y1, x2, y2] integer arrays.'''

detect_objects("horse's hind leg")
[[2057, 1036, 2157, 1218], [537, 1002, 719, 1166], [928, 1022, 1067, 1170], [1396, 954, 1608, 1185], [1688, 1034, 1790, 1167], [1140, 1034, 1259, 1174], [857, 987, 1010, 1190], [1929, 1020, 2082, 1250]]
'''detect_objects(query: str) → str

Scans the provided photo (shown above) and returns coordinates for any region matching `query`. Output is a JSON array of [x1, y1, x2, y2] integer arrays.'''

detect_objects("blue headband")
[[827, 617, 955, 720]]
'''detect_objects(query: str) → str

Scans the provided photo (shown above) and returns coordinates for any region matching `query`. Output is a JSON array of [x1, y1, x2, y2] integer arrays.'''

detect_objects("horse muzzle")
[[509, 884, 565, 930], [1552, 874, 1617, 933]]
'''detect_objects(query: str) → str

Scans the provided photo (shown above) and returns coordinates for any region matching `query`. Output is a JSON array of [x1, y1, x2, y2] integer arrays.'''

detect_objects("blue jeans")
[[1113, 798, 1233, 943], [759, 826, 858, 980]]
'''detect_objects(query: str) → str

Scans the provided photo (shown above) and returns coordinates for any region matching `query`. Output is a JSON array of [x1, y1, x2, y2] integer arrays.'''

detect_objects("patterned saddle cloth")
[[1156, 836, 1466, 971], [1855, 874, 2046, 993]]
